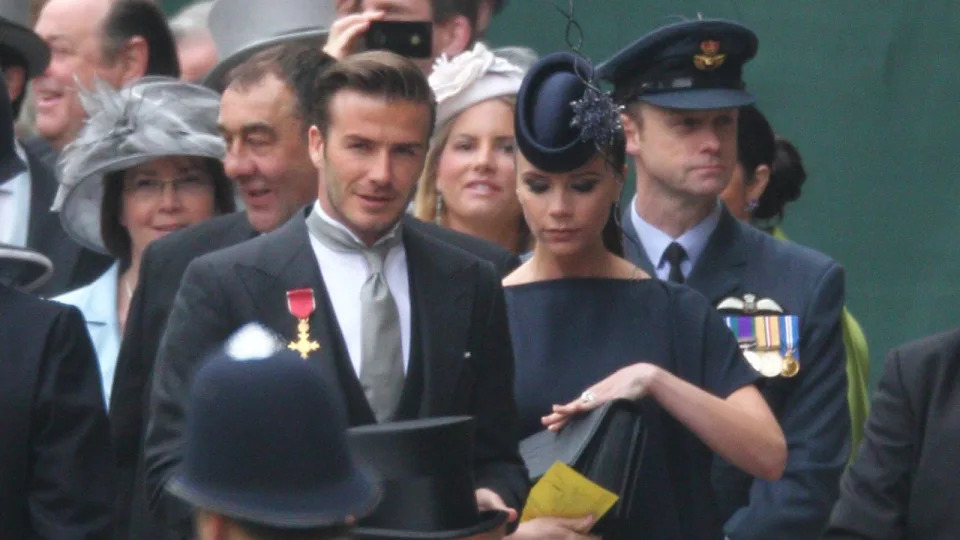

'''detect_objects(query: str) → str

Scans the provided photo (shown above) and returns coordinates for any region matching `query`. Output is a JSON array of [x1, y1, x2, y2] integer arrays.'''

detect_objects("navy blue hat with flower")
[[514, 52, 623, 174]]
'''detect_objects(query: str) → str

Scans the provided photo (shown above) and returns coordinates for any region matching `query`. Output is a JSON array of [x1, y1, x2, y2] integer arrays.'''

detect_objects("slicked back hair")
[[308, 50, 436, 138], [102, 0, 181, 78]]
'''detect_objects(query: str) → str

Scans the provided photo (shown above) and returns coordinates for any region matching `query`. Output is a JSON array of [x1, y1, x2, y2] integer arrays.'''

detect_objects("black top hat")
[[0, 244, 53, 292], [166, 346, 380, 528], [515, 52, 621, 174], [349, 417, 508, 539], [597, 19, 758, 110], [0, 1, 51, 79]]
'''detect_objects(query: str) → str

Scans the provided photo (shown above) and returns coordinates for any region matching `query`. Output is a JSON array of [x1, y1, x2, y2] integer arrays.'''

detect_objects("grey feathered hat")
[[52, 76, 226, 254]]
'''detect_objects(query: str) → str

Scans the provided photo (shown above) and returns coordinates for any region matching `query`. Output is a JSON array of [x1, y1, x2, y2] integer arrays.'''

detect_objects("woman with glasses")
[[52, 77, 234, 405]]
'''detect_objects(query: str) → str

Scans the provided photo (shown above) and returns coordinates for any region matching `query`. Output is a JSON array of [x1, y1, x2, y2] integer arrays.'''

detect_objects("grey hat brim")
[[58, 150, 223, 255], [0, 245, 53, 292], [0, 18, 51, 79], [637, 88, 755, 110], [203, 28, 329, 92]]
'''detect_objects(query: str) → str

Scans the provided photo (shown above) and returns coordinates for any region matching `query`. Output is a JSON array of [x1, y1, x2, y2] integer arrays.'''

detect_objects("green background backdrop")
[[163, 1, 960, 388]]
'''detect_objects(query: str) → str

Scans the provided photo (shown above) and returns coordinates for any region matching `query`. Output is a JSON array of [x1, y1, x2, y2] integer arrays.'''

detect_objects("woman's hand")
[[542, 363, 661, 431], [322, 10, 385, 59], [507, 516, 599, 539]]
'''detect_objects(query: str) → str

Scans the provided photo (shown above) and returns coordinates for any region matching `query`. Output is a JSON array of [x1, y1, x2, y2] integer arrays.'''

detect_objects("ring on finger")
[[580, 390, 596, 403]]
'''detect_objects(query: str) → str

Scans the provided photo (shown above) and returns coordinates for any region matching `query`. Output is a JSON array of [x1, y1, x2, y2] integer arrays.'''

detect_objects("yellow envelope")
[[520, 461, 619, 523]]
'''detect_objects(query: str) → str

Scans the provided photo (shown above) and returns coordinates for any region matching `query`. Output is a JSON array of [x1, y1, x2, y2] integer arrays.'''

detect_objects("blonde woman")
[[414, 43, 533, 254]]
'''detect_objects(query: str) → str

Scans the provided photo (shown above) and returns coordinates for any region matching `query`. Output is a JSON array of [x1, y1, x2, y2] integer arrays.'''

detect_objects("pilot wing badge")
[[717, 294, 799, 378]]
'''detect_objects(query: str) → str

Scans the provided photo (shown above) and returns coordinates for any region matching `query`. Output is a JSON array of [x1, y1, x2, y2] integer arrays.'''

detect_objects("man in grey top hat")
[[0, 0, 113, 296]]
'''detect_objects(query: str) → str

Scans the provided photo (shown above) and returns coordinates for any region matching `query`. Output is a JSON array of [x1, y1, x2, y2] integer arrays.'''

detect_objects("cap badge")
[[694, 40, 726, 71]]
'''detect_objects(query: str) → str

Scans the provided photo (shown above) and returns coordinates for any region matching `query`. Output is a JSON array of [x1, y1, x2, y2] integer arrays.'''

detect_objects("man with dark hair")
[[0, 1, 112, 296], [110, 40, 337, 540], [100, 0, 181, 79], [145, 50, 527, 539], [330, 0, 480, 72]]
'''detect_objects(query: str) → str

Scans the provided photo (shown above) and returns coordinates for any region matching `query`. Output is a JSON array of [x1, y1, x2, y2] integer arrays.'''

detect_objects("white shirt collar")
[[630, 195, 722, 278]]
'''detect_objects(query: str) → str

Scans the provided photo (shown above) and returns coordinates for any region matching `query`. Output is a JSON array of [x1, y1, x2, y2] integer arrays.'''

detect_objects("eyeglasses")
[[123, 175, 214, 201]]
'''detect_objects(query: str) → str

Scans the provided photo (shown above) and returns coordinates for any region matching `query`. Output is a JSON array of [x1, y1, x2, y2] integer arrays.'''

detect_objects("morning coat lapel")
[[401, 215, 476, 416], [234, 210, 374, 425], [620, 205, 656, 275], [685, 206, 747, 304]]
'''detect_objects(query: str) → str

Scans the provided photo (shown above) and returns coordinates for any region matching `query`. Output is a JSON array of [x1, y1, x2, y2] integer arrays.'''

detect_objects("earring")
[[434, 193, 445, 224], [745, 198, 759, 213]]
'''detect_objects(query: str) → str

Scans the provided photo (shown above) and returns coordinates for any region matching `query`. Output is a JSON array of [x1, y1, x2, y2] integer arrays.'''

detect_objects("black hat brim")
[[354, 509, 508, 539], [166, 464, 381, 529], [0, 245, 53, 292], [640, 87, 756, 110], [0, 18, 51, 79]]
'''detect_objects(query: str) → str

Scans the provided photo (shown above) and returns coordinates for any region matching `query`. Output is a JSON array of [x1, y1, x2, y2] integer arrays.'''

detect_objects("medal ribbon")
[[753, 316, 781, 351], [286, 288, 316, 319], [724, 316, 756, 346], [779, 315, 799, 359]]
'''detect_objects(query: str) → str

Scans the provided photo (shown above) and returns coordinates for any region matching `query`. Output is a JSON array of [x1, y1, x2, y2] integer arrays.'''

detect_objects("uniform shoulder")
[[740, 221, 838, 272]]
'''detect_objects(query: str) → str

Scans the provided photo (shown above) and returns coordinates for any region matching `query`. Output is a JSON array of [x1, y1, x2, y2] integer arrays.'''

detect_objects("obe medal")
[[286, 288, 320, 359]]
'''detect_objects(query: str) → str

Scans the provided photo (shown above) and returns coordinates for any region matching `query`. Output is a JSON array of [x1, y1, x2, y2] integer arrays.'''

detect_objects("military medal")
[[779, 315, 800, 377], [286, 288, 320, 359]]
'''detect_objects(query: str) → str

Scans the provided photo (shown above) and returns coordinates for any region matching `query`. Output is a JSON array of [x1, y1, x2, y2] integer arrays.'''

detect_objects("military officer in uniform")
[[597, 19, 850, 539]]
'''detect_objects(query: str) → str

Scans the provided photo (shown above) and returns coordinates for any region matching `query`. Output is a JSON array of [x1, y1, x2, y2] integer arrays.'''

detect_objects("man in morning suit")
[[598, 19, 849, 539], [145, 50, 527, 538], [823, 329, 960, 539], [0, 72, 114, 540]]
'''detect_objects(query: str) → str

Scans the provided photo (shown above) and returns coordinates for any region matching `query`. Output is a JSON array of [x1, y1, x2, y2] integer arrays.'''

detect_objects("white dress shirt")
[[307, 202, 411, 376], [0, 142, 32, 247], [630, 196, 722, 281]]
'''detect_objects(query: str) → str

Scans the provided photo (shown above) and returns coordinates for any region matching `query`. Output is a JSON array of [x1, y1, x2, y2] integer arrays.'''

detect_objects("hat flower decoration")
[[569, 83, 623, 149], [429, 42, 527, 128]]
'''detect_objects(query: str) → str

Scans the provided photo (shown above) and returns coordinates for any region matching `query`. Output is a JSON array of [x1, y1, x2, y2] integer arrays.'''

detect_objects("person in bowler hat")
[[165, 325, 381, 540], [598, 19, 849, 539]]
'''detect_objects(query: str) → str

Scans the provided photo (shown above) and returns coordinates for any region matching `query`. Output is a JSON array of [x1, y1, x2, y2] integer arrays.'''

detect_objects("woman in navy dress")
[[503, 53, 786, 540]]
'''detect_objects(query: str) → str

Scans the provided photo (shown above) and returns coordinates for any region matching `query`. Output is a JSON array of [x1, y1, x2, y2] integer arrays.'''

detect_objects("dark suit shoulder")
[[888, 328, 960, 392], [403, 216, 520, 276], [739, 220, 840, 280], [1, 284, 78, 323], [145, 212, 253, 260]]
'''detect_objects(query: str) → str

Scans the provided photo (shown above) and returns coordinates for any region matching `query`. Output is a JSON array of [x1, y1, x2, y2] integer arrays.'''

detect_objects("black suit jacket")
[[0, 285, 115, 539], [824, 328, 960, 539], [21, 139, 113, 297], [143, 211, 528, 536]]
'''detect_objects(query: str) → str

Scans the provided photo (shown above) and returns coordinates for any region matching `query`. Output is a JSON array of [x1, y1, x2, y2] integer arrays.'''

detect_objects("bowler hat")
[[166, 342, 380, 528], [204, 0, 337, 91], [0, 0, 50, 79], [515, 52, 617, 174], [349, 417, 508, 539], [597, 19, 758, 110], [0, 244, 53, 292]]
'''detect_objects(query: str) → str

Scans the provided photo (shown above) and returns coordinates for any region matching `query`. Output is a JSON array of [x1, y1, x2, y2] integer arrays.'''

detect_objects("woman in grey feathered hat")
[[52, 76, 234, 405]]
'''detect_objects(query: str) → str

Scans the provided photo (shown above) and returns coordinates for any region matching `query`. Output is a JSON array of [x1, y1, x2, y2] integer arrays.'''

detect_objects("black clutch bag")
[[519, 399, 645, 535]]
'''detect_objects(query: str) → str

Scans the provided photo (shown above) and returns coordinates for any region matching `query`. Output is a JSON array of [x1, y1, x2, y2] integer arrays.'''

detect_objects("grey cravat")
[[306, 208, 404, 422]]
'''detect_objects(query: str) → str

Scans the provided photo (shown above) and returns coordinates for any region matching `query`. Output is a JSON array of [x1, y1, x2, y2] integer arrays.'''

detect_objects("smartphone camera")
[[365, 20, 433, 59]]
